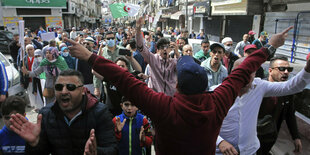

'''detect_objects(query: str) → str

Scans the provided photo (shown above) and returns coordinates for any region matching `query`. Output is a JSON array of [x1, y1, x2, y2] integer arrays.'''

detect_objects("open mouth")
[[61, 96, 71, 104], [214, 57, 219, 61]]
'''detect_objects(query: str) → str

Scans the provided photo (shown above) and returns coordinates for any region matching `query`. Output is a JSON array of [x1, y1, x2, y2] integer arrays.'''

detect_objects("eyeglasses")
[[226, 44, 233, 46], [211, 50, 223, 54], [55, 83, 83, 91], [106, 37, 115, 40], [272, 67, 293, 72], [159, 45, 171, 50], [34, 55, 41, 58]]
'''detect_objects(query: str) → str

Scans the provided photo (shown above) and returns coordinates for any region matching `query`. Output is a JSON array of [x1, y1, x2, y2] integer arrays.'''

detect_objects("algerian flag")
[[109, 3, 140, 19]]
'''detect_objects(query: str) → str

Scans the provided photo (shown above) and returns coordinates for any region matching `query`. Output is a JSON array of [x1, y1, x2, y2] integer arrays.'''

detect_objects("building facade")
[[0, 0, 66, 33]]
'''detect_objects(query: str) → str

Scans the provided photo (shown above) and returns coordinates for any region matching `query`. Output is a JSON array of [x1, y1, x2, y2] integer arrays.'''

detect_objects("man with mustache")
[[9, 69, 118, 154], [55, 21, 293, 154], [257, 56, 302, 155], [216, 55, 310, 155]]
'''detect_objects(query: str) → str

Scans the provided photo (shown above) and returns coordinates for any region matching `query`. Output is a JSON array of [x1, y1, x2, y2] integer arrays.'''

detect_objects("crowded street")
[[1, 0, 310, 155]]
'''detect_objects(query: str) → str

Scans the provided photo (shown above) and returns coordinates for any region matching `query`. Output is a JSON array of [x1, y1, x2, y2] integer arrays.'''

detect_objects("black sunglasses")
[[273, 67, 293, 72], [55, 84, 83, 91], [106, 37, 115, 40]]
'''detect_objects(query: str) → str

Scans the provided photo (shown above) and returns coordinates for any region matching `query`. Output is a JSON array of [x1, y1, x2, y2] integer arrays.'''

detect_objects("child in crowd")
[[0, 96, 26, 154], [112, 96, 153, 155]]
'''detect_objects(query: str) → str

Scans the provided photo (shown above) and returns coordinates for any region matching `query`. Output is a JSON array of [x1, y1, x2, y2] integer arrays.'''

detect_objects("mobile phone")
[[119, 48, 131, 56], [170, 36, 176, 42]]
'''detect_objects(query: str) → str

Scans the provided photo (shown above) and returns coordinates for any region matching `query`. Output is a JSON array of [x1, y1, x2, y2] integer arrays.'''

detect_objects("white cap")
[[72, 27, 76, 30], [221, 37, 233, 44], [85, 37, 95, 43]]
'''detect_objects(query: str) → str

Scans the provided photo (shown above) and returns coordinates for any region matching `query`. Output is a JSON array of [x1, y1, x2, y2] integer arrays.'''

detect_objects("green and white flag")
[[109, 3, 140, 19]]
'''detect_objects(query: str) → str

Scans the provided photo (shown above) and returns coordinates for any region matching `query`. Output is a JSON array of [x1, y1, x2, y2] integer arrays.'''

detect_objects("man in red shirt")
[[54, 24, 291, 154]]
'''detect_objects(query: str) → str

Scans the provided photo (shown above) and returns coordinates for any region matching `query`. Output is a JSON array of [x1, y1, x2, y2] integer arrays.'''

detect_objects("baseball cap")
[[85, 37, 95, 43], [177, 56, 208, 95], [210, 42, 225, 52], [72, 27, 76, 30], [260, 31, 268, 37], [248, 30, 256, 35], [244, 44, 257, 52]]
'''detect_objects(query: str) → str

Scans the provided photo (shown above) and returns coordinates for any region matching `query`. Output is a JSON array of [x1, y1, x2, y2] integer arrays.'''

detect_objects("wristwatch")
[[264, 44, 277, 59]]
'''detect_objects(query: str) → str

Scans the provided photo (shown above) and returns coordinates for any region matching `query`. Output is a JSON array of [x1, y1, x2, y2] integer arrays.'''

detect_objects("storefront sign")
[[3, 17, 23, 33], [2, 0, 66, 8], [45, 17, 63, 29]]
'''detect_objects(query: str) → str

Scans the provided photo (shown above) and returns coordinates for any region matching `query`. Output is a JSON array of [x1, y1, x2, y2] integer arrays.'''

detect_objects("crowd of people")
[[0, 16, 309, 155]]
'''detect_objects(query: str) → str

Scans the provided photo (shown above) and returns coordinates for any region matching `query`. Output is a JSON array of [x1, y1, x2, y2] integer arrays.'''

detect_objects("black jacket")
[[8, 40, 20, 63], [26, 89, 118, 155], [226, 53, 239, 74], [258, 95, 300, 140]]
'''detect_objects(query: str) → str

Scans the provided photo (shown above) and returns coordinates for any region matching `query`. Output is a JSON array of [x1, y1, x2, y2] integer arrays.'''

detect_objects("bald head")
[[232, 57, 246, 70]]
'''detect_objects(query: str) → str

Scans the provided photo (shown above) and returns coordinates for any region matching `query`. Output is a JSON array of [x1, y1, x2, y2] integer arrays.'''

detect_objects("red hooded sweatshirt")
[[87, 48, 269, 154]]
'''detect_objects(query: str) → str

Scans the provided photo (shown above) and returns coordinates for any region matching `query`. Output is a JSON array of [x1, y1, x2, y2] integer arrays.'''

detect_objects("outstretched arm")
[[213, 26, 294, 122], [66, 38, 172, 122]]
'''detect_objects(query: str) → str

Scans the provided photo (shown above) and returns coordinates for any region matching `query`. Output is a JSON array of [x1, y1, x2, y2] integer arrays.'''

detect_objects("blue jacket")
[[117, 112, 145, 155], [0, 61, 8, 95], [0, 126, 26, 154]]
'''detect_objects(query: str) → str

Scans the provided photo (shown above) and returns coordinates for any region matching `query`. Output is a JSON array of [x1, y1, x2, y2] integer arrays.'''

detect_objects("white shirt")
[[216, 69, 310, 155], [234, 41, 250, 57], [70, 31, 77, 40]]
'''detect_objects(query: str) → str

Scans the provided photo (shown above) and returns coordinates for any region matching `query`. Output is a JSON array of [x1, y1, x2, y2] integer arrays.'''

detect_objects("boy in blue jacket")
[[112, 96, 153, 155], [0, 96, 26, 154]]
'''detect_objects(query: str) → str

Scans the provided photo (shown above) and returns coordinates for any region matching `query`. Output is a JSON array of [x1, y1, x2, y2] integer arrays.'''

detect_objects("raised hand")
[[136, 16, 145, 30], [268, 26, 293, 48], [218, 140, 239, 155], [10, 113, 42, 147], [64, 38, 92, 61], [115, 117, 126, 132], [84, 129, 97, 155]]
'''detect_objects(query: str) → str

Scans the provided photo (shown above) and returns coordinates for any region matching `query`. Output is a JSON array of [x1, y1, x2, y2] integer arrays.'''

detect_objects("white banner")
[[152, 10, 162, 28], [41, 32, 56, 41], [18, 20, 25, 62]]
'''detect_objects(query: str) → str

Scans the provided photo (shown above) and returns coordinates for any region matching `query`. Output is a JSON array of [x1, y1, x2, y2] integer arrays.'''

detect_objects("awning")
[[171, 11, 183, 20]]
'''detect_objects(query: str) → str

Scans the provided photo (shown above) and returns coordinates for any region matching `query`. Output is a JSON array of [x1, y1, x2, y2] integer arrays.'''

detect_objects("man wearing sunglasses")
[[216, 54, 310, 155], [257, 56, 302, 155], [63, 17, 296, 154], [9, 70, 118, 154]]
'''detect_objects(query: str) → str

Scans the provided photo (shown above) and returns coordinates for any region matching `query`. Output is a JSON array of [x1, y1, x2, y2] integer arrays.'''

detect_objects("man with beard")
[[216, 55, 310, 155], [200, 43, 228, 90], [253, 31, 268, 49], [61, 22, 294, 154], [9, 69, 118, 154], [257, 56, 302, 155]]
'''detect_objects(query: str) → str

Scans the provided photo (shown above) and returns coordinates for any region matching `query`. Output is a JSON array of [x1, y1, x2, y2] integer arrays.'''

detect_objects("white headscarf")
[[32, 49, 43, 71]]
